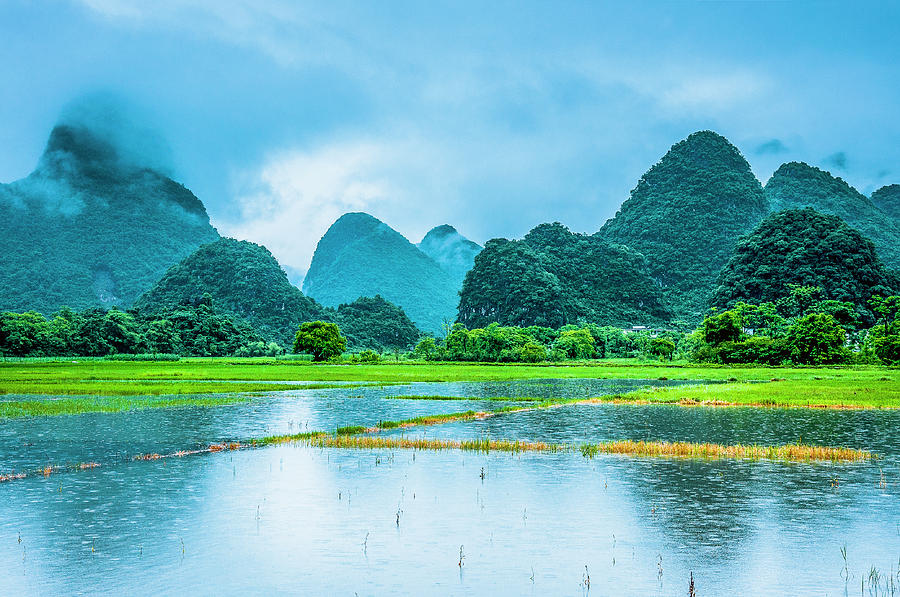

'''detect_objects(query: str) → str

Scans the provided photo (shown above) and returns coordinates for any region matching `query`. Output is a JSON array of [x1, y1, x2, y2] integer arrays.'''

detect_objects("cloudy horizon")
[[2, 0, 899, 279]]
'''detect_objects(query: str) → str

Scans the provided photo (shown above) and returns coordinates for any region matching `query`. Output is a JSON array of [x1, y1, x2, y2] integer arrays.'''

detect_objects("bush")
[[104, 353, 181, 361], [352, 349, 381, 363], [714, 337, 787, 365], [874, 335, 900, 365]]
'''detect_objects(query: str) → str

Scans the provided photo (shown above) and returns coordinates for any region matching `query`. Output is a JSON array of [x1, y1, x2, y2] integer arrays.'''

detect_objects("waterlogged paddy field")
[[0, 373, 898, 595]]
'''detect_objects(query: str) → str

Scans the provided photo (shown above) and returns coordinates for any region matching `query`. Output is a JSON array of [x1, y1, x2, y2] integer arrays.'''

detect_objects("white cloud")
[[219, 141, 397, 279], [659, 72, 772, 113]]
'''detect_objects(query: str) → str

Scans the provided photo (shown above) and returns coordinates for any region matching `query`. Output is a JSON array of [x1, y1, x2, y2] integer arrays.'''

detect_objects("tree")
[[711, 210, 898, 323], [648, 337, 676, 361], [293, 321, 346, 361], [784, 313, 848, 365], [701, 311, 742, 346], [553, 329, 595, 359], [413, 337, 438, 360]]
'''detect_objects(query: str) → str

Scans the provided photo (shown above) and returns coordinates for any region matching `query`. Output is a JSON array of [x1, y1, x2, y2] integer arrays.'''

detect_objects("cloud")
[[657, 72, 771, 114], [755, 139, 789, 155], [825, 151, 848, 170], [76, 1, 365, 69], [220, 138, 435, 279]]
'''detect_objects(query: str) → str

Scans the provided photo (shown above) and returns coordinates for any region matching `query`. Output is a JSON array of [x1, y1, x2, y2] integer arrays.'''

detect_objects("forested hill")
[[134, 238, 329, 346], [0, 123, 219, 313], [457, 222, 671, 329], [597, 130, 769, 323], [302, 212, 459, 333], [871, 184, 900, 223], [136, 238, 422, 350], [764, 162, 900, 268], [417, 225, 482, 285], [710, 208, 898, 321]]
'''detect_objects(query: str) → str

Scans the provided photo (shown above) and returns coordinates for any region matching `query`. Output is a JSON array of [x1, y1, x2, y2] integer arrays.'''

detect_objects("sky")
[[1, 0, 899, 281]]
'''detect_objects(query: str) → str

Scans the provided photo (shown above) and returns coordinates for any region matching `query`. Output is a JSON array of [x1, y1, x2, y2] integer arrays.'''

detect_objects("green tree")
[[701, 311, 742, 346], [784, 313, 849, 365], [293, 321, 346, 361], [413, 336, 438, 360], [647, 337, 676, 361], [553, 329, 595, 359]]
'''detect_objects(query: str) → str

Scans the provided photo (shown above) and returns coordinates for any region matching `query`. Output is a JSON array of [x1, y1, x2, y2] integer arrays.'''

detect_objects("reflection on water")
[[0, 378, 897, 595]]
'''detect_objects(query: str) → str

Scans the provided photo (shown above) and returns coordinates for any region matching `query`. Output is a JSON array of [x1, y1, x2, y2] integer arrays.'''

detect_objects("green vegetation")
[[414, 321, 680, 362], [710, 209, 897, 316], [417, 224, 482, 286], [0, 299, 269, 357], [265, 433, 870, 462], [871, 184, 900, 223], [764, 161, 900, 268], [0, 124, 219, 314], [458, 222, 670, 328], [694, 288, 900, 366], [336, 295, 420, 352], [135, 239, 421, 352], [134, 238, 329, 346], [293, 321, 347, 361], [598, 130, 770, 322], [0, 395, 248, 418], [302, 212, 459, 333], [598, 377, 900, 409]]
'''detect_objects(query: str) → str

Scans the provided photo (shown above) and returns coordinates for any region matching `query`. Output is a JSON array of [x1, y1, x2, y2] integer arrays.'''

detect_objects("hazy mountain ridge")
[[136, 237, 421, 350], [0, 124, 219, 313], [871, 184, 900, 223], [417, 225, 482, 286]]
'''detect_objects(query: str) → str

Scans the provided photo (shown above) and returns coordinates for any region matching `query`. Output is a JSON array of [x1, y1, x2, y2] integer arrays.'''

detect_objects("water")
[[1, 379, 898, 595]]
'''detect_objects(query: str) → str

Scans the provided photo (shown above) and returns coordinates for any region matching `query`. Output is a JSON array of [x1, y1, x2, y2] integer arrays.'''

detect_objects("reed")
[[578, 440, 871, 462], [300, 435, 563, 454]]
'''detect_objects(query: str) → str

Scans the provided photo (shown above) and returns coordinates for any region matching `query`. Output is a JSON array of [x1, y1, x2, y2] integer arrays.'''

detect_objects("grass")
[[0, 359, 895, 411], [259, 433, 870, 462], [0, 357, 894, 385], [0, 378, 365, 396], [384, 395, 545, 401], [0, 395, 248, 418], [592, 377, 900, 409], [578, 439, 871, 461]]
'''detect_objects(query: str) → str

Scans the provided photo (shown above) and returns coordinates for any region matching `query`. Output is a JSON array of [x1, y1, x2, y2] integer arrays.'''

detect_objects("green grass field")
[[0, 358, 895, 412], [0, 395, 248, 418]]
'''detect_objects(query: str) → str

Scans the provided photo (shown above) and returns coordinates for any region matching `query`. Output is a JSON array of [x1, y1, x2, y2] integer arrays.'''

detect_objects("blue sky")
[[1, 1, 898, 279]]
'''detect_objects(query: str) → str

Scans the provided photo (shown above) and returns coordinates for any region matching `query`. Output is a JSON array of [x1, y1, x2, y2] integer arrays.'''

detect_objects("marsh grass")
[[254, 432, 869, 462], [592, 378, 900, 409], [578, 440, 870, 462], [384, 395, 544, 402], [0, 395, 248, 418]]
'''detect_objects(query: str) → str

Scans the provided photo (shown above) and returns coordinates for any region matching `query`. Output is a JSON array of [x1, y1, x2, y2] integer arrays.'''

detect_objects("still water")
[[1, 379, 898, 595]]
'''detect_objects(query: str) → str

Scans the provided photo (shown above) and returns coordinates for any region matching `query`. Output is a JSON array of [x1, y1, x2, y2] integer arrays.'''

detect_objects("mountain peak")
[[598, 129, 768, 321], [418, 224, 481, 285]]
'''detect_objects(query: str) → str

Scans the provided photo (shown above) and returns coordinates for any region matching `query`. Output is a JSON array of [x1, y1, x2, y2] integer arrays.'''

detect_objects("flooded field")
[[1, 378, 898, 595]]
